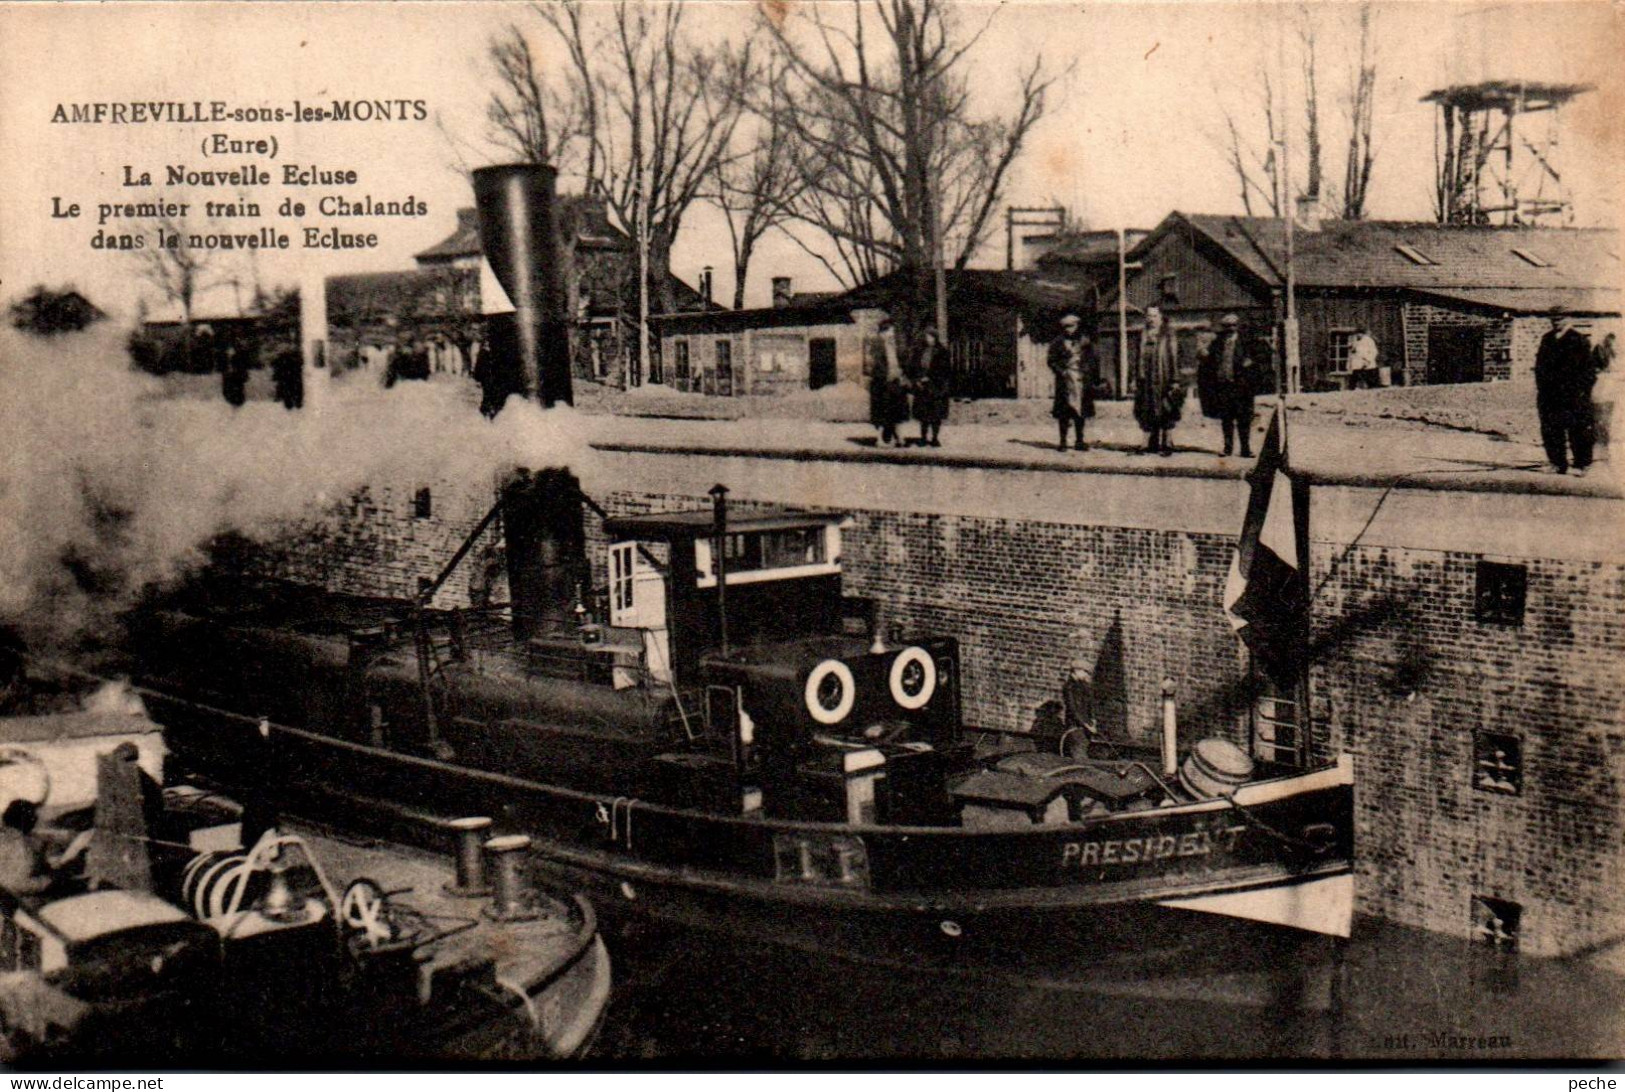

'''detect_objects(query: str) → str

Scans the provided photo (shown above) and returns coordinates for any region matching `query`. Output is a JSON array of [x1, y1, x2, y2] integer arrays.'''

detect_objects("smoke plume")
[[0, 324, 594, 649]]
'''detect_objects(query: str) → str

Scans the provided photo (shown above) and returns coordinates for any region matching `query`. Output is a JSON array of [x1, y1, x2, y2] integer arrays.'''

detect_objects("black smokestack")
[[501, 467, 585, 642], [472, 163, 572, 408]]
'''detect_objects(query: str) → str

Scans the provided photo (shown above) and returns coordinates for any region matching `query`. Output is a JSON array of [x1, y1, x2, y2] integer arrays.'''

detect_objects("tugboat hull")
[[144, 688, 1354, 985]]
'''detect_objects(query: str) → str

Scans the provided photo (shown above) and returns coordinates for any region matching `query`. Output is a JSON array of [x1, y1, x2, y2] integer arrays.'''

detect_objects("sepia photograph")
[[0, 0, 1620, 1069]]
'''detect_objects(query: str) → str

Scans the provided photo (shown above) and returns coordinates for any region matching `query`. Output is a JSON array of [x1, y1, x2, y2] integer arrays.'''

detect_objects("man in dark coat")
[[215, 332, 249, 408], [386, 335, 431, 388], [1133, 306, 1182, 455], [908, 328, 949, 447], [1048, 313, 1098, 451], [867, 319, 910, 447], [1534, 308, 1600, 477], [1197, 313, 1257, 457], [271, 340, 304, 410]]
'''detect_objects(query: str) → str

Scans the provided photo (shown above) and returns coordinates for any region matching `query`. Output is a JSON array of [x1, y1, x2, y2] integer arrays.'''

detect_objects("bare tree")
[[132, 208, 236, 367], [1208, 3, 1382, 221], [1340, 4, 1378, 220], [484, 23, 583, 171], [1299, 6, 1323, 205], [1211, 69, 1282, 217], [507, 2, 748, 315], [706, 59, 806, 309], [764, 0, 1058, 335]]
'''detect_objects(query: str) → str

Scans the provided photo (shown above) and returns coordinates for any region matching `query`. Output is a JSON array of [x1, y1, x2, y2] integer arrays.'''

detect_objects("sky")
[[1, 1, 1619, 322]]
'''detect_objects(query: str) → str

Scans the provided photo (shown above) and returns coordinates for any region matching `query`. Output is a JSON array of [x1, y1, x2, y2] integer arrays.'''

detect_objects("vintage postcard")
[[0, 0, 1620, 1068]]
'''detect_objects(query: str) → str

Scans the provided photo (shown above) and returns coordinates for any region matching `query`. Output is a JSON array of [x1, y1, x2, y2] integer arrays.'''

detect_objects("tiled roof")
[[1164, 213, 1618, 296]]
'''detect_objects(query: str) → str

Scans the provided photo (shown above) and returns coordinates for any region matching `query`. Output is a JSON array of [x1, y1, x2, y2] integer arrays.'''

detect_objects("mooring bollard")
[[444, 816, 493, 897], [483, 833, 539, 921]]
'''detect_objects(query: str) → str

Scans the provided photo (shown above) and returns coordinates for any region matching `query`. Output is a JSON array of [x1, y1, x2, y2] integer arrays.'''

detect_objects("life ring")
[[804, 660, 856, 726], [888, 647, 937, 710]]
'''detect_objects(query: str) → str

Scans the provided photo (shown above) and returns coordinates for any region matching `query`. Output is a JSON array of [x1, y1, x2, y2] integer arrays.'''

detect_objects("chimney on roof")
[[772, 276, 793, 308], [1295, 193, 1323, 233], [701, 266, 714, 307]]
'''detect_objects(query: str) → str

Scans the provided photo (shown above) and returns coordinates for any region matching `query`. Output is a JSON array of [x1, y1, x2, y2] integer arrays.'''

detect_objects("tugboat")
[[126, 162, 1353, 983], [0, 704, 610, 1063], [124, 478, 1352, 984]]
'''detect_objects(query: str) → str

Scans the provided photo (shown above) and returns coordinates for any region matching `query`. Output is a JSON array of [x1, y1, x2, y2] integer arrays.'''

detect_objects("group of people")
[[1046, 307, 1270, 457], [869, 321, 951, 447], [194, 324, 305, 410]]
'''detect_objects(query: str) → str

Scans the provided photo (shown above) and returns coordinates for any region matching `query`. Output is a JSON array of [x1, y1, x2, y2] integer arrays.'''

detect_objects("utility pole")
[[1277, 10, 1300, 398], [636, 156, 650, 391], [932, 184, 948, 343], [1005, 206, 1067, 271], [1117, 228, 1130, 396]]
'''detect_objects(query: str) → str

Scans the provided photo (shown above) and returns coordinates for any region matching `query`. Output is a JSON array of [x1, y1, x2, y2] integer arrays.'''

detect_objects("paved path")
[[589, 408, 1622, 499]]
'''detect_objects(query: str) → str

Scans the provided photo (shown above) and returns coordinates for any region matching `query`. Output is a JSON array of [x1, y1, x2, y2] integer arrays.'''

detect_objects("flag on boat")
[[1223, 406, 1309, 679]]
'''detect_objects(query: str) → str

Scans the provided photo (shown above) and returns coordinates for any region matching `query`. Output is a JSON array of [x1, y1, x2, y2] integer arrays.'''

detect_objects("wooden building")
[[1095, 209, 1620, 391], [651, 279, 882, 396]]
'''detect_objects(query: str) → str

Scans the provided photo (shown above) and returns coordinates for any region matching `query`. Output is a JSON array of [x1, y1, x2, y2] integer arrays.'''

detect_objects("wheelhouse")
[[598, 508, 851, 689]]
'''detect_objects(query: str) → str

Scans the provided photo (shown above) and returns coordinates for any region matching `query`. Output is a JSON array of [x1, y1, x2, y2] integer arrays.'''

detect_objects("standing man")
[[1197, 314, 1256, 457], [1347, 327, 1381, 389], [271, 336, 305, 410], [909, 328, 950, 448], [1048, 313, 1098, 451], [1534, 307, 1600, 477], [1134, 306, 1181, 456], [868, 319, 910, 447]]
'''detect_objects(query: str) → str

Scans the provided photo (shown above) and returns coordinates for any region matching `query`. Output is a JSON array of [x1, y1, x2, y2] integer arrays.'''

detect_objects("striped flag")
[[1223, 406, 1309, 680]]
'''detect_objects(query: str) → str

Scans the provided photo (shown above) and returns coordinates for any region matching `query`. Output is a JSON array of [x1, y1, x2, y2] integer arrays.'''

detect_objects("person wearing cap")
[[1133, 305, 1182, 456], [1197, 313, 1258, 457], [1534, 306, 1601, 477], [1048, 313, 1098, 451]]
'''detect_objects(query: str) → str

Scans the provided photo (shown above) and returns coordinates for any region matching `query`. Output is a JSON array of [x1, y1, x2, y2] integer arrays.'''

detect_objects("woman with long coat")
[[1133, 305, 1181, 455], [1048, 313, 1097, 451], [908, 328, 950, 447]]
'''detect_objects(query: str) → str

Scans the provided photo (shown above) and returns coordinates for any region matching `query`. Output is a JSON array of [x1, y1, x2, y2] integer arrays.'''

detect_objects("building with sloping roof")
[[326, 198, 714, 389], [650, 267, 1101, 400], [1095, 209, 1619, 391]]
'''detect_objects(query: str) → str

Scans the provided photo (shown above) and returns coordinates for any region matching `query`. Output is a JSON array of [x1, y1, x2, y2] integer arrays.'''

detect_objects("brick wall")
[[252, 475, 504, 610], [1401, 302, 1516, 384], [252, 468, 1625, 956]]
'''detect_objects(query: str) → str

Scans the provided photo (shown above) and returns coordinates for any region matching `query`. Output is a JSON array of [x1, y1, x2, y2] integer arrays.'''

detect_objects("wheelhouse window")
[[695, 522, 842, 588], [720, 527, 826, 573]]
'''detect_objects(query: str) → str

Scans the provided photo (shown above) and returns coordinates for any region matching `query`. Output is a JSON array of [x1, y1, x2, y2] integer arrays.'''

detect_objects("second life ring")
[[888, 647, 937, 710], [804, 660, 856, 726]]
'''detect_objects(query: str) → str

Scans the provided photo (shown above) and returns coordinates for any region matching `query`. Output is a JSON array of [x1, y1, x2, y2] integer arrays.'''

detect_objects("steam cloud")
[[0, 324, 594, 649]]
